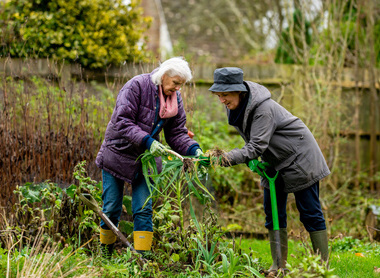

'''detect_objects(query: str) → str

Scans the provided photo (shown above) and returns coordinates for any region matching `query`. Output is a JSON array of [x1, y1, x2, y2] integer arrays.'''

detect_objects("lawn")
[[240, 237, 380, 277]]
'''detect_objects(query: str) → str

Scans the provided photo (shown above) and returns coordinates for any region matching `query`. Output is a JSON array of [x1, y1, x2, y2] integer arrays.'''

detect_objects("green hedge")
[[0, 0, 151, 69]]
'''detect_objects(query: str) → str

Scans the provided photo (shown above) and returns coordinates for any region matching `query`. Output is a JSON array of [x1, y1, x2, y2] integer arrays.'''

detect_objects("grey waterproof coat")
[[226, 81, 330, 192], [95, 70, 197, 184]]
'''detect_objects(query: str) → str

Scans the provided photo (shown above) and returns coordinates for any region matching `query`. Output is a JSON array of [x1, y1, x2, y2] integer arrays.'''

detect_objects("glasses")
[[173, 81, 185, 88]]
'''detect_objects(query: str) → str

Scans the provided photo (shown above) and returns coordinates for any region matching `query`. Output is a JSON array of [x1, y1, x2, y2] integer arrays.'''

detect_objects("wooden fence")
[[1, 58, 379, 191]]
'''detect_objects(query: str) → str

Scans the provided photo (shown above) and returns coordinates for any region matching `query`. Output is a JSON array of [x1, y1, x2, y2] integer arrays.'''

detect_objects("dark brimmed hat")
[[208, 67, 247, 92]]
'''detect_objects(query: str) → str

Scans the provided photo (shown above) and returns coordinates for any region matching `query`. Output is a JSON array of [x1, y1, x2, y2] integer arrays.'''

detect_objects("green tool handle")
[[264, 170, 282, 268], [264, 171, 279, 231]]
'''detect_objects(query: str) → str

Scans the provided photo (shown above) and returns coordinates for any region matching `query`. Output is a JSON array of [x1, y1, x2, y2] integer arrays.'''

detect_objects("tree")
[[161, 0, 284, 63], [0, 0, 151, 69], [274, 9, 312, 64]]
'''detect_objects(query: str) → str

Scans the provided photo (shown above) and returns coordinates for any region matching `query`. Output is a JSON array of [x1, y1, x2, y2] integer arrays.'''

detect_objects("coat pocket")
[[280, 156, 309, 189], [106, 138, 140, 155]]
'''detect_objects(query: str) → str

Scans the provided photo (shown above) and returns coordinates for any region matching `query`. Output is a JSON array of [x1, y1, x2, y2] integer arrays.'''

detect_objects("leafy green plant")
[[331, 236, 380, 256], [141, 150, 213, 236], [4, 161, 102, 249], [140, 149, 219, 269], [214, 247, 265, 278], [139, 148, 265, 277], [194, 233, 219, 268], [0, 0, 151, 68], [331, 236, 364, 252], [286, 255, 338, 278]]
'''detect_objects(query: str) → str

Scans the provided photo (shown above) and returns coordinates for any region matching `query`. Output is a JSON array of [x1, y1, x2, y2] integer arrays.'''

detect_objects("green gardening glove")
[[195, 148, 203, 158], [248, 159, 270, 178], [149, 140, 167, 157], [198, 154, 211, 167], [199, 154, 230, 167]]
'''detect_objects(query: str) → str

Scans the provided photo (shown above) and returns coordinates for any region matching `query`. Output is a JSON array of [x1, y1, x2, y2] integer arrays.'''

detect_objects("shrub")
[[0, 0, 151, 68]]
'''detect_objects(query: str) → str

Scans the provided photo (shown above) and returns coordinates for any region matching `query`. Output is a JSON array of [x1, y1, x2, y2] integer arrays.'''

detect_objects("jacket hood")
[[242, 81, 271, 131], [245, 81, 271, 111]]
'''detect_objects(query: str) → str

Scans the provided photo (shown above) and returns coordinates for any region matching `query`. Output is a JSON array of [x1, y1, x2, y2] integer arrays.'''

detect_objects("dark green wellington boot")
[[268, 228, 288, 272], [310, 229, 329, 261]]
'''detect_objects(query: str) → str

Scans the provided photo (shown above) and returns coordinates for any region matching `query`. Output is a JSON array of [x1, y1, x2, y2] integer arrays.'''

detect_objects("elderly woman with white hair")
[[95, 57, 203, 257]]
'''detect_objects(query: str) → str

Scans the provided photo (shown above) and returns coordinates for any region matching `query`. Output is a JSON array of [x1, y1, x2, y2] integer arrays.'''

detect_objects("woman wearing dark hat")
[[200, 67, 330, 273]]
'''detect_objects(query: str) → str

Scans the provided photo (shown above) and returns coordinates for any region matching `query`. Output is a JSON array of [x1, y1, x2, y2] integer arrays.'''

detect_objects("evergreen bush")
[[0, 0, 151, 68]]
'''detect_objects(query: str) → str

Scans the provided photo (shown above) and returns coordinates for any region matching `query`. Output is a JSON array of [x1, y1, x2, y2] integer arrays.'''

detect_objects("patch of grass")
[[240, 237, 380, 278], [239, 237, 300, 270], [330, 236, 380, 278], [331, 252, 380, 278]]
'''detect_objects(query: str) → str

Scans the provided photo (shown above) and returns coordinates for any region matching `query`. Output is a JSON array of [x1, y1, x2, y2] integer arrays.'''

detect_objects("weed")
[[2, 228, 100, 278], [1, 161, 102, 250], [286, 255, 338, 278]]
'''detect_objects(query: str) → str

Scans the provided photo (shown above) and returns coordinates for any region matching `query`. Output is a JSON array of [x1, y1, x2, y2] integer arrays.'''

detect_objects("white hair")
[[151, 57, 192, 85]]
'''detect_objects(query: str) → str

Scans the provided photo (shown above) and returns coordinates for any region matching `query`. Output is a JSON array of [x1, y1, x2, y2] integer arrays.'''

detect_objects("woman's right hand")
[[149, 140, 167, 157]]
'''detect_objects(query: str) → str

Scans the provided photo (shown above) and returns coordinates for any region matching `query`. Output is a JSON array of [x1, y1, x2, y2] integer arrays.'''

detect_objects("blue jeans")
[[100, 170, 153, 232], [263, 176, 326, 232]]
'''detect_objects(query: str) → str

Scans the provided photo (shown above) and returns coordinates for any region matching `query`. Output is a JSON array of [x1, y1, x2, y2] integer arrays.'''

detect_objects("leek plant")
[[140, 148, 266, 277], [140, 149, 213, 238]]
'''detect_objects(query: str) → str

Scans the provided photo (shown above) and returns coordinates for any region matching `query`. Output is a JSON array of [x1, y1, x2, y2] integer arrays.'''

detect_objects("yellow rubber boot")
[[100, 227, 117, 258], [134, 231, 153, 253]]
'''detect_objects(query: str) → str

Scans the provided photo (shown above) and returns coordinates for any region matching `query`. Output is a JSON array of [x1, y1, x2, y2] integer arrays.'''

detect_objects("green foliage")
[[139, 148, 265, 277], [0, 248, 8, 277], [331, 236, 380, 255], [194, 233, 219, 266], [331, 236, 364, 252], [67, 161, 103, 241], [275, 9, 312, 64], [326, 0, 380, 67], [119, 195, 134, 234], [189, 93, 252, 197], [276, 1, 380, 67], [141, 150, 214, 234], [8, 161, 102, 248], [0, 0, 151, 68], [286, 255, 338, 278], [0, 235, 101, 278], [100, 248, 143, 277], [241, 236, 380, 278]]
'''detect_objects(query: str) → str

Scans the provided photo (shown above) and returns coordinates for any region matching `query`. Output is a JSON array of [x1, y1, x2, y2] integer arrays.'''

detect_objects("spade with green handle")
[[248, 159, 281, 269]]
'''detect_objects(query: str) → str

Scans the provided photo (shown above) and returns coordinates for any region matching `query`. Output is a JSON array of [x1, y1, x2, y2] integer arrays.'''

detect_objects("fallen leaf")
[[355, 253, 365, 257]]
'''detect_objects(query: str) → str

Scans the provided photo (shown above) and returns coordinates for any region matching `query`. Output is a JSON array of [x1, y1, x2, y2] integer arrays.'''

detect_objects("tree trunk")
[[365, 0, 379, 192]]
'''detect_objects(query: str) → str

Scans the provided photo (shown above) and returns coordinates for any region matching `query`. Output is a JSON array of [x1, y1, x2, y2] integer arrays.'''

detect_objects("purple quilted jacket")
[[95, 70, 198, 183]]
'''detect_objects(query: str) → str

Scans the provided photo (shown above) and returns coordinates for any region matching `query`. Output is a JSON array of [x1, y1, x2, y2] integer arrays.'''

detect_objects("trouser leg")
[[263, 176, 288, 230], [132, 172, 153, 252], [294, 182, 328, 261], [100, 170, 124, 257]]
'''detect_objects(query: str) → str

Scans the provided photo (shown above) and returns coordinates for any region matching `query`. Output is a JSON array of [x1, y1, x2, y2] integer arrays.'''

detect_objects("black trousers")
[[263, 178, 326, 232]]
